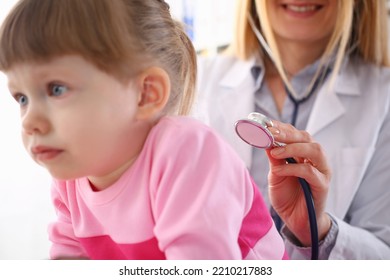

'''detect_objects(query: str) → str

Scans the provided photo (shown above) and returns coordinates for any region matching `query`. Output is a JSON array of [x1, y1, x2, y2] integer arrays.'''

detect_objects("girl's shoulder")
[[147, 116, 243, 163], [151, 116, 221, 143]]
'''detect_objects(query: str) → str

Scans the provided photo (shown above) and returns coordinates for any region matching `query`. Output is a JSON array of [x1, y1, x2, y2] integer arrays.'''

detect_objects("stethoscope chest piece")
[[235, 112, 275, 149]]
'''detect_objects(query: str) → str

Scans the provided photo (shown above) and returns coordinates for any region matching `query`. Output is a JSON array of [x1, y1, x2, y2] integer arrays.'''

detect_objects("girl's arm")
[[48, 183, 88, 260]]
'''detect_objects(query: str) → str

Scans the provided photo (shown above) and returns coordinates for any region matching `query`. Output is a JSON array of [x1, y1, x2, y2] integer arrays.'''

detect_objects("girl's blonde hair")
[[230, 0, 390, 90], [0, 0, 196, 115]]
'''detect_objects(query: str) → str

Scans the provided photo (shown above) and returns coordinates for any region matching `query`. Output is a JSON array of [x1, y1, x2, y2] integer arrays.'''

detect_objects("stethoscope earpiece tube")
[[236, 113, 319, 260]]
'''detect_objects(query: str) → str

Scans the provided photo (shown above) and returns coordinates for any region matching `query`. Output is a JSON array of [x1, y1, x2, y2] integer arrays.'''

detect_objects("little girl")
[[0, 0, 287, 260]]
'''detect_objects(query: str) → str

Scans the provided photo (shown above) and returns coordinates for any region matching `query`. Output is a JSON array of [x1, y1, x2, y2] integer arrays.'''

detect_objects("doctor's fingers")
[[270, 142, 331, 177], [270, 162, 330, 201], [269, 121, 313, 144]]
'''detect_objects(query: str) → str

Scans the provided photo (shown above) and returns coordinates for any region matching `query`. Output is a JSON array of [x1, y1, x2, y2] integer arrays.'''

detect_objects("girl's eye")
[[49, 83, 68, 97], [14, 94, 28, 106]]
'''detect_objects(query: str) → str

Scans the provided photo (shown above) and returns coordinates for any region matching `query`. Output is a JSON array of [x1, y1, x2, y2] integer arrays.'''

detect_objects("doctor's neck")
[[273, 39, 328, 76]]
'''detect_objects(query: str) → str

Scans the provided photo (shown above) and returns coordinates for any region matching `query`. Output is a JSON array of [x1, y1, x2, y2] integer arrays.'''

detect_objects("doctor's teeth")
[[287, 5, 317, 12]]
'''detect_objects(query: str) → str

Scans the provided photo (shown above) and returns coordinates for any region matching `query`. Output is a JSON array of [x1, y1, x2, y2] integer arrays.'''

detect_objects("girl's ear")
[[136, 67, 170, 120]]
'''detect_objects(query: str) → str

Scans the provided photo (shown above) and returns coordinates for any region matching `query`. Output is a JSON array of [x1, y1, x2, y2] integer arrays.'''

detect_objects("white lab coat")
[[194, 54, 390, 259]]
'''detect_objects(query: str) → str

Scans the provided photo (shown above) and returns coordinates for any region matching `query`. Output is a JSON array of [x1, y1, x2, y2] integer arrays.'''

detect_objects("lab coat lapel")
[[306, 61, 360, 136], [305, 84, 346, 136], [305, 61, 362, 217]]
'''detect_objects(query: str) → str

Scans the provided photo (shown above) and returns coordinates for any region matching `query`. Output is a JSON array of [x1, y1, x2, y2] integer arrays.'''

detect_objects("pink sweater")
[[48, 116, 287, 260]]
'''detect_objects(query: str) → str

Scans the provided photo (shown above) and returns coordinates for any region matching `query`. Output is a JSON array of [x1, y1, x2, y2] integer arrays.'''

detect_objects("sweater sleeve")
[[147, 118, 274, 259], [48, 181, 88, 259]]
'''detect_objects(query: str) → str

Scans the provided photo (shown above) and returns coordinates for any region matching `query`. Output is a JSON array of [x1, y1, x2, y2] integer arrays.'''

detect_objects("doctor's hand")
[[266, 121, 332, 247]]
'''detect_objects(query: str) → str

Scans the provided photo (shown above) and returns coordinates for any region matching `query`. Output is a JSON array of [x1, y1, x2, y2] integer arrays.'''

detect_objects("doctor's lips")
[[282, 4, 323, 13], [31, 146, 64, 161]]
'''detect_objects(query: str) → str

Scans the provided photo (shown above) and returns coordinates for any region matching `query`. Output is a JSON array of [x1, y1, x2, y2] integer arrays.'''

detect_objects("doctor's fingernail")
[[268, 127, 280, 135], [271, 147, 285, 156]]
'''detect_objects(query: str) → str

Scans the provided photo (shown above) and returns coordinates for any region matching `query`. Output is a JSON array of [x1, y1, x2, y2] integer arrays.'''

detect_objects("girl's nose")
[[22, 103, 50, 135]]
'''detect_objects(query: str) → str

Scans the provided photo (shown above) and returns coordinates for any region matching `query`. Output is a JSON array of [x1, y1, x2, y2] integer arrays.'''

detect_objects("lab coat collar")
[[333, 57, 361, 96], [306, 57, 361, 136], [219, 55, 360, 94], [220, 56, 260, 88]]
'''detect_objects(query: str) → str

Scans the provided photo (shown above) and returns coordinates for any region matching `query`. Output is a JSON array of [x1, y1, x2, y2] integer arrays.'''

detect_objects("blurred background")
[[0, 0, 389, 259], [167, 0, 236, 54], [0, 1, 54, 260]]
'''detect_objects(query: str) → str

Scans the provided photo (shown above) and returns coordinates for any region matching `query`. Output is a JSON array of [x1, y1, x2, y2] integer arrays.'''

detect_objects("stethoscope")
[[235, 112, 319, 260]]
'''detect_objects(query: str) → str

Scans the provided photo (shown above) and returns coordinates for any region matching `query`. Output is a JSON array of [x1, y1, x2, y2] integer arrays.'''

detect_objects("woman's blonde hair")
[[0, 0, 196, 115], [230, 0, 390, 90]]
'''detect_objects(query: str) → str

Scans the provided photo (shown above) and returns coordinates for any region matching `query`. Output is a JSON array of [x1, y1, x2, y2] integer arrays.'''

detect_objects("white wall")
[[0, 1, 55, 260], [166, 0, 236, 53]]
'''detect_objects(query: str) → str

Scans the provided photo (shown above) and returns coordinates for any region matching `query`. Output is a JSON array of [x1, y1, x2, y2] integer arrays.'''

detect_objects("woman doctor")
[[195, 0, 390, 259]]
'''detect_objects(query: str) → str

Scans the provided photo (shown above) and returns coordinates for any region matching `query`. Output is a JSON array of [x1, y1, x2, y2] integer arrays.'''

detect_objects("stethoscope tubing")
[[285, 157, 319, 260]]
